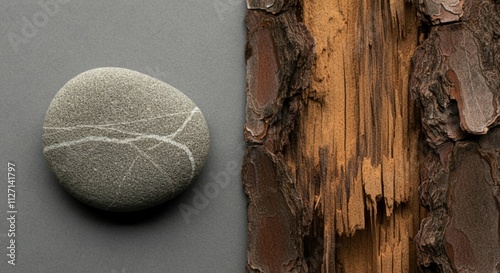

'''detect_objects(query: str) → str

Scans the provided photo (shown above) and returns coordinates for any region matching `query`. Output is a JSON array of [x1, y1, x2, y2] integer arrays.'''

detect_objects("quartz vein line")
[[168, 107, 200, 138], [43, 108, 199, 130], [43, 107, 201, 179], [43, 107, 200, 139], [107, 155, 138, 209], [43, 134, 196, 179], [43, 125, 147, 137], [148, 107, 201, 151]]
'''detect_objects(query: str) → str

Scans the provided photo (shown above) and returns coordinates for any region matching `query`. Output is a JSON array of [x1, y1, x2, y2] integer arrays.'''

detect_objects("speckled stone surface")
[[43, 67, 210, 212]]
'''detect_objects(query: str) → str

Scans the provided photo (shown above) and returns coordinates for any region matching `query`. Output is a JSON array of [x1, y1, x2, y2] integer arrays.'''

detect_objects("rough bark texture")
[[243, 1, 314, 272], [411, 0, 500, 272], [244, 0, 423, 272]]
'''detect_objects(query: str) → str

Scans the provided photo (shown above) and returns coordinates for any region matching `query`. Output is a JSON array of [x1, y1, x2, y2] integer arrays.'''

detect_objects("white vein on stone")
[[107, 155, 138, 209], [44, 135, 196, 179], [43, 125, 145, 137], [147, 107, 201, 151], [43, 108, 199, 131], [43, 107, 201, 180], [130, 143, 163, 173], [168, 107, 200, 138]]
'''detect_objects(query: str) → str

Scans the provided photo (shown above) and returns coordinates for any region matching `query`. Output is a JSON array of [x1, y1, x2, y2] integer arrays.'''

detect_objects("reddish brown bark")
[[243, 1, 314, 272], [411, 0, 500, 272]]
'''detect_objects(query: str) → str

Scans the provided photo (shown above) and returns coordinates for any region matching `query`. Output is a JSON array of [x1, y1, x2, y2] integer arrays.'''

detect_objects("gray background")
[[0, 1, 247, 272]]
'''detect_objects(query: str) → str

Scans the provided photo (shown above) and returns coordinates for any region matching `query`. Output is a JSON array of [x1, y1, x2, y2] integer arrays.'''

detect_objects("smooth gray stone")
[[43, 67, 210, 212]]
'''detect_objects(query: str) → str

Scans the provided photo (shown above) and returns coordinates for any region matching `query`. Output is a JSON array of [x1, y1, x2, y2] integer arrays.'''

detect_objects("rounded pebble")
[[43, 67, 210, 212]]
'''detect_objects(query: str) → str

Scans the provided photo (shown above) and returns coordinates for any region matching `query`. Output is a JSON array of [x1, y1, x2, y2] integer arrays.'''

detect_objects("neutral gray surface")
[[0, 1, 246, 272]]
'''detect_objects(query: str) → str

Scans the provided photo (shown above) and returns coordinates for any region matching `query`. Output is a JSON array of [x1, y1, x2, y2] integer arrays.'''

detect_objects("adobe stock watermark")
[[178, 160, 240, 224], [144, 65, 168, 80], [187, 0, 240, 21], [7, 0, 71, 54], [213, 0, 241, 21], [110, 267, 127, 273]]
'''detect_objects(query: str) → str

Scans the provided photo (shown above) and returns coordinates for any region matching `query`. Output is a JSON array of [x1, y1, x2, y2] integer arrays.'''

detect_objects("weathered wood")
[[244, 0, 423, 272], [299, 1, 421, 272], [411, 0, 500, 272]]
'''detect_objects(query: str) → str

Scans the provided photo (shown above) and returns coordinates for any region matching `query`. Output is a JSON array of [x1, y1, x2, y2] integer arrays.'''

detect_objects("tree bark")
[[411, 1, 500, 272], [244, 2, 314, 272], [243, 0, 499, 272]]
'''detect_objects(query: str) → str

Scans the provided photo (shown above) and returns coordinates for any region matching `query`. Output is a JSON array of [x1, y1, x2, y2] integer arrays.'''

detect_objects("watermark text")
[[6, 162, 16, 266], [7, 0, 71, 54], [179, 161, 239, 224]]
